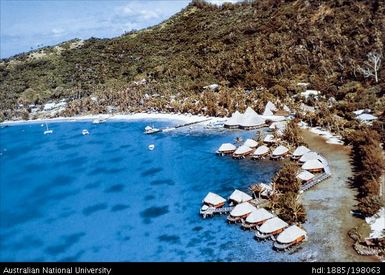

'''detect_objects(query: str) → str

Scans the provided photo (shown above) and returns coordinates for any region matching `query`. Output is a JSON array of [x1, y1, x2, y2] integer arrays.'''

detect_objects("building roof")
[[203, 192, 226, 206], [258, 217, 288, 234], [229, 189, 253, 203], [243, 139, 259, 148], [264, 134, 277, 143], [276, 225, 307, 244], [229, 202, 257, 217], [269, 121, 287, 131], [272, 145, 289, 156], [299, 151, 321, 162], [356, 113, 378, 121], [224, 111, 243, 126], [297, 170, 315, 181], [218, 143, 237, 152], [302, 159, 325, 170], [253, 145, 269, 156], [245, 208, 275, 224], [262, 101, 278, 116], [239, 107, 265, 127], [233, 145, 253, 155], [292, 146, 311, 157]]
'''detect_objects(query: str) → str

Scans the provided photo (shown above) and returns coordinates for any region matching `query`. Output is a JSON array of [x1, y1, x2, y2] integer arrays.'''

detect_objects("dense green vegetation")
[[344, 128, 385, 217], [1, 0, 384, 121], [271, 163, 306, 224]]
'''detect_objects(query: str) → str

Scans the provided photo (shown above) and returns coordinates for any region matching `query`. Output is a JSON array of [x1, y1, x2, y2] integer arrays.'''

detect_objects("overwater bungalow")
[[255, 217, 288, 240], [302, 159, 325, 173], [252, 145, 270, 159], [263, 134, 278, 145], [243, 138, 259, 149], [224, 111, 243, 128], [296, 170, 315, 183], [239, 107, 265, 130], [241, 208, 275, 230], [232, 145, 253, 159], [229, 189, 253, 205], [249, 183, 273, 199], [227, 202, 257, 223], [298, 151, 321, 164], [271, 145, 289, 160], [200, 192, 227, 216], [216, 143, 237, 155], [291, 145, 311, 160], [273, 225, 307, 250]]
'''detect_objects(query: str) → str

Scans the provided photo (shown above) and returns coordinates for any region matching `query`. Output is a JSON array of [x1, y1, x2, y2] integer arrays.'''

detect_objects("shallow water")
[[0, 120, 299, 262]]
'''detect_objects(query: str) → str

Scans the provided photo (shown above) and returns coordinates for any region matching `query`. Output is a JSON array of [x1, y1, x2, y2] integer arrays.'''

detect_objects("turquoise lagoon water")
[[0, 120, 299, 261]]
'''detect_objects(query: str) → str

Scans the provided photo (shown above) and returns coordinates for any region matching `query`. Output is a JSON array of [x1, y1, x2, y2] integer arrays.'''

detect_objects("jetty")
[[200, 206, 234, 218], [145, 118, 212, 134]]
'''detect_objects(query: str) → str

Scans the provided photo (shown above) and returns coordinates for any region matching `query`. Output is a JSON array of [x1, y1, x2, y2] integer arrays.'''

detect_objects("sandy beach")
[[300, 129, 374, 262], [0, 113, 219, 126]]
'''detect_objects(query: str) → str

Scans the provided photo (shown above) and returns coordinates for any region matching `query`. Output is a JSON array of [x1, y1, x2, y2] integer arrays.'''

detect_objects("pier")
[[145, 118, 212, 134], [200, 206, 234, 218]]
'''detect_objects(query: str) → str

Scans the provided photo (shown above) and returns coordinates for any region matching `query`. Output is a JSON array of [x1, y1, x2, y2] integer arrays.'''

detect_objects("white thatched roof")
[[258, 217, 288, 234], [272, 145, 289, 156], [297, 170, 315, 181], [264, 134, 277, 143], [353, 109, 365, 115], [276, 225, 307, 244], [233, 145, 253, 155], [269, 121, 286, 131], [263, 101, 277, 116], [244, 107, 258, 116], [292, 146, 311, 157], [245, 208, 275, 224], [301, 90, 320, 99], [299, 151, 320, 162], [229, 189, 253, 203], [243, 139, 258, 148], [230, 202, 257, 217], [203, 192, 226, 206], [218, 143, 237, 152], [357, 113, 377, 121], [225, 111, 243, 126], [239, 107, 265, 128], [253, 145, 269, 156], [302, 159, 324, 170]]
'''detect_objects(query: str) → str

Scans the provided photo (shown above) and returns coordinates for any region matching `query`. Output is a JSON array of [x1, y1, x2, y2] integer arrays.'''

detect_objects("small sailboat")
[[144, 125, 161, 134], [148, 144, 155, 151], [43, 122, 53, 135], [82, 129, 90, 135]]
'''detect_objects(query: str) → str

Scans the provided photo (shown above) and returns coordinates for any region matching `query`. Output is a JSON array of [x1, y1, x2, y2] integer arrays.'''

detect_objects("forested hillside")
[[1, 0, 384, 120]]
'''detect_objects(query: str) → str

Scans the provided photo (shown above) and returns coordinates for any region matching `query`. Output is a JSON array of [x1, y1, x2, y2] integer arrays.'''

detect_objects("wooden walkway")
[[300, 154, 332, 191], [200, 206, 234, 218], [145, 118, 212, 134]]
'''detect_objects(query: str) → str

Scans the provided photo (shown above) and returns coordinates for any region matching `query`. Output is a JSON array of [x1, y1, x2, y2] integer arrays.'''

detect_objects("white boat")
[[82, 129, 90, 135], [148, 144, 155, 150], [144, 126, 161, 134], [43, 122, 53, 135], [92, 119, 101, 124]]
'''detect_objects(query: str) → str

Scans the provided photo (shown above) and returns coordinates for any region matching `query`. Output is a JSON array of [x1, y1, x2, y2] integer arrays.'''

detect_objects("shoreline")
[[300, 129, 376, 262], [0, 112, 219, 126]]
